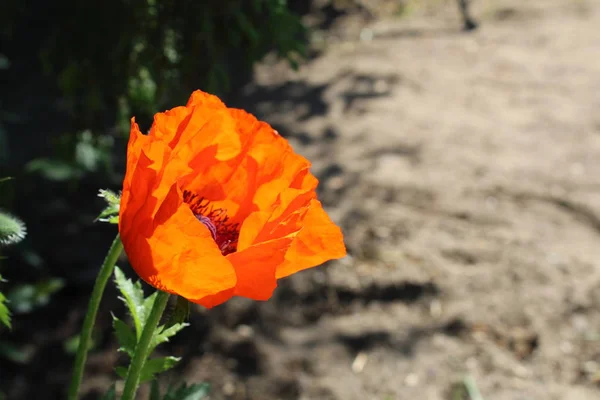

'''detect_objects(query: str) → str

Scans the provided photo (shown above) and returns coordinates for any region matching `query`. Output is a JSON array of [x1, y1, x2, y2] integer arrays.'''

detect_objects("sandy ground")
[[167, 1, 600, 399]]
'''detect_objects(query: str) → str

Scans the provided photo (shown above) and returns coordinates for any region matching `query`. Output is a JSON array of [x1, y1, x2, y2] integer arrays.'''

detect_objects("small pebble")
[[560, 340, 573, 355], [352, 352, 368, 373], [223, 381, 236, 396], [404, 373, 419, 387]]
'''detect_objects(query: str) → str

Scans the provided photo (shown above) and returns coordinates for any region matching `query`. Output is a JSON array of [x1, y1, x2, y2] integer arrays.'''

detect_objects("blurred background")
[[2, 0, 600, 399]]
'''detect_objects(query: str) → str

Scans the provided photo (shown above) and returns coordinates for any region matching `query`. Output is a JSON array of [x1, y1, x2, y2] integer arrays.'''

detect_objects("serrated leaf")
[[149, 322, 189, 355], [114, 267, 152, 339], [96, 189, 121, 223], [0, 210, 26, 246], [164, 383, 210, 400], [98, 189, 121, 205], [139, 356, 181, 383], [112, 315, 136, 357], [96, 205, 119, 223], [100, 384, 116, 400], [142, 291, 158, 328], [112, 271, 188, 385], [0, 291, 11, 329], [0, 275, 10, 329], [97, 205, 118, 218]]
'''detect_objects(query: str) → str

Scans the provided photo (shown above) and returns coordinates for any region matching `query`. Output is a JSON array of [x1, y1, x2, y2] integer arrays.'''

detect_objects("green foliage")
[[0, 178, 29, 329], [25, 159, 78, 182], [152, 381, 210, 400], [97, 189, 121, 224], [450, 375, 485, 400], [0, 293, 9, 329], [165, 296, 190, 329], [25, 131, 115, 183], [115, 356, 181, 383], [102, 381, 210, 400], [0, 275, 10, 329], [32, 0, 307, 128], [113, 316, 136, 357], [114, 267, 157, 339], [0, 210, 26, 246], [63, 332, 98, 355], [6, 278, 64, 314], [113, 267, 188, 383], [149, 323, 188, 355], [0, 340, 33, 364], [100, 385, 116, 400]]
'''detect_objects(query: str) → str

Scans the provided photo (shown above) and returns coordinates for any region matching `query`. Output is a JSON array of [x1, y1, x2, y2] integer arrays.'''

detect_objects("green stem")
[[68, 234, 124, 400], [121, 290, 170, 400], [464, 375, 484, 400]]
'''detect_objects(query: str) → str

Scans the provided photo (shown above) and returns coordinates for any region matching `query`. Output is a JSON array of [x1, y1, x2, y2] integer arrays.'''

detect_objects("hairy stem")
[[121, 290, 170, 400], [68, 234, 124, 400]]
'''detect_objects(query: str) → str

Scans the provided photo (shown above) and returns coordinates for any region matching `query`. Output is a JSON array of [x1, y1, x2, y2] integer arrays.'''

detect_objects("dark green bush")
[[3, 0, 307, 130], [0, 0, 308, 283]]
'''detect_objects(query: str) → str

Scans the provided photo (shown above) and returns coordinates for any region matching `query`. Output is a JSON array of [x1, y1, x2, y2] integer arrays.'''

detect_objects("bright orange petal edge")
[[118, 90, 346, 308]]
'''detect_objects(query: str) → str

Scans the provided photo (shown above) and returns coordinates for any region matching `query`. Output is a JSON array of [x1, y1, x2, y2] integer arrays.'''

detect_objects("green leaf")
[[139, 356, 181, 383], [142, 292, 158, 328], [164, 382, 210, 400], [98, 188, 121, 205], [166, 296, 190, 328], [0, 275, 10, 329], [115, 357, 181, 383], [235, 11, 259, 47], [150, 380, 161, 400], [96, 207, 119, 223], [96, 189, 121, 224], [0, 210, 26, 246], [100, 384, 116, 400], [0, 54, 9, 70], [7, 278, 64, 314], [115, 366, 128, 379], [63, 332, 97, 354], [0, 291, 9, 329], [25, 158, 80, 181], [112, 315, 136, 357], [114, 266, 152, 339], [112, 271, 188, 384], [149, 322, 189, 355], [0, 341, 34, 364]]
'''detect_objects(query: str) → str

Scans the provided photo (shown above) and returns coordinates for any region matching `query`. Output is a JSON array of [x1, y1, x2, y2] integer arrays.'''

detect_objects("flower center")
[[183, 190, 239, 256]]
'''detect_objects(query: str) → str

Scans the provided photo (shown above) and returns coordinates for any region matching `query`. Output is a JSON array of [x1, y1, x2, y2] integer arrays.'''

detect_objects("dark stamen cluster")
[[183, 190, 239, 255]]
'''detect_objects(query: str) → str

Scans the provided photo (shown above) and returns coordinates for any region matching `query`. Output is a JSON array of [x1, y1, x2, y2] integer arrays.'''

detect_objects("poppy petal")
[[229, 235, 294, 301], [192, 288, 234, 308], [276, 199, 346, 279], [151, 91, 241, 162], [124, 183, 237, 300], [119, 90, 346, 308]]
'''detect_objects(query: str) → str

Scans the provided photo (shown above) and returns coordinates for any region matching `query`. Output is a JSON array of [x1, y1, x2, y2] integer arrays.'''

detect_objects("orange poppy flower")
[[118, 90, 346, 308]]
